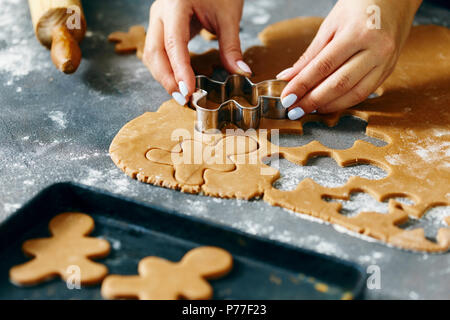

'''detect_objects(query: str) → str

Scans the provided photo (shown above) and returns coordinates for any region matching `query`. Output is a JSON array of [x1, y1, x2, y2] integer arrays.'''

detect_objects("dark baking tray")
[[0, 182, 366, 300]]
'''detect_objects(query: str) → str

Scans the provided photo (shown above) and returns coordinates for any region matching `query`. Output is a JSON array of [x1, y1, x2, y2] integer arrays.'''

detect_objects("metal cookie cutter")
[[190, 75, 288, 132]]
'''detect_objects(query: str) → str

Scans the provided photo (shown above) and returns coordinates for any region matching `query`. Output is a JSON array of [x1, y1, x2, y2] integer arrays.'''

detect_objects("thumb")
[[217, 20, 252, 76]]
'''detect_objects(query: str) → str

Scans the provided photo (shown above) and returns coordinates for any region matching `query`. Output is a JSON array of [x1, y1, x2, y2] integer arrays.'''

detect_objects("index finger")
[[280, 37, 360, 109], [163, 3, 196, 98], [144, 16, 179, 97]]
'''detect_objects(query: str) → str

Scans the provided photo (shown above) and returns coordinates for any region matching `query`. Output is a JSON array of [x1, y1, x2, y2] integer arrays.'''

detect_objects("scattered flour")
[[230, 206, 351, 259], [357, 251, 385, 265], [3, 203, 20, 214], [385, 154, 404, 165], [185, 199, 208, 215], [409, 291, 420, 300], [422, 206, 450, 227], [271, 230, 294, 243], [110, 175, 132, 193], [251, 14, 271, 25], [23, 180, 35, 186], [48, 111, 67, 129], [69, 152, 107, 161], [299, 235, 349, 259], [243, 0, 275, 25], [29, 139, 64, 157], [0, 0, 51, 81], [232, 219, 275, 236], [79, 168, 104, 186], [433, 129, 450, 137], [413, 139, 450, 163], [77, 167, 136, 195]]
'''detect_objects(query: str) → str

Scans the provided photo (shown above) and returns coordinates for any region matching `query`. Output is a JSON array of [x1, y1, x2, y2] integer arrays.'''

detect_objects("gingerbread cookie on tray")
[[101, 246, 233, 300], [10, 212, 110, 286]]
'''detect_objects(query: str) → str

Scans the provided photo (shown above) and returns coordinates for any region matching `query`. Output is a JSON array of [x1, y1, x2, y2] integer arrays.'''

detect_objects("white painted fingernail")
[[288, 107, 305, 120], [276, 67, 293, 79], [236, 60, 252, 74], [178, 81, 188, 97], [281, 93, 297, 108], [172, 91, 186, 105]]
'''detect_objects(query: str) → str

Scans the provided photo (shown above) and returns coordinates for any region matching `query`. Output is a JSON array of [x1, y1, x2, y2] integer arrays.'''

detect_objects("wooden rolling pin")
[[28, 0, 87, 74]]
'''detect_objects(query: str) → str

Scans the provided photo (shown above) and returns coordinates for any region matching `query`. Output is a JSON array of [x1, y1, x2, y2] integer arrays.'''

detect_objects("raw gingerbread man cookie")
[[101, 246, 233, 300], [9, 212, 110, 286], [146, 135, 258, 186], [108, 25, 146, 59], [108, 25, 224, 76]]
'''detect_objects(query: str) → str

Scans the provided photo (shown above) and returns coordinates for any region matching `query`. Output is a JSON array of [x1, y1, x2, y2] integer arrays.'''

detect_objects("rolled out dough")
[[110, 17, 450, 252]]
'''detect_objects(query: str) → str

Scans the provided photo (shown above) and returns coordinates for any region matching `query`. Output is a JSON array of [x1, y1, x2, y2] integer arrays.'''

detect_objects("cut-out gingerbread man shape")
[[147, 135, 258, 185], [101, 246, 233, 300], [10, 212, 110, 286], [108, 25, 146, 59]]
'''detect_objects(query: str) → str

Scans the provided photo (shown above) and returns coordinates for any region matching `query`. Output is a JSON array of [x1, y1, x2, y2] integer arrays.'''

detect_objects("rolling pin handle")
[[50, 25, 82, 74]]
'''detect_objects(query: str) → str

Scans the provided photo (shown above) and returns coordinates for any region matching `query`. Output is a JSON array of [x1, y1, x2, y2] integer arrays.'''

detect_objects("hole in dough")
[[397, 205, 450, 242], [271, 115, 387, 149], [382, 195, 415, 207], [323, 193, 416, 217], [263, 156, 387, 190], [323, 193, 412, 217]]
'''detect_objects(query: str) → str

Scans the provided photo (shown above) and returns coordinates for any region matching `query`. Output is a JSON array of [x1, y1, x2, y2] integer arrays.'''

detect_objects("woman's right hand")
[[143, 0, 251, 106]]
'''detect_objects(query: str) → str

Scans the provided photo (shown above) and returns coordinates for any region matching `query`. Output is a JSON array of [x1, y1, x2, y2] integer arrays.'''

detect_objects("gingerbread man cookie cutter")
[[191, 74, 288, 132], [101, 246, 233, 300]]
